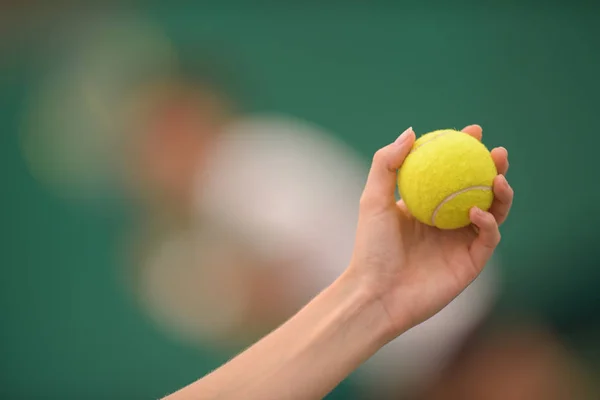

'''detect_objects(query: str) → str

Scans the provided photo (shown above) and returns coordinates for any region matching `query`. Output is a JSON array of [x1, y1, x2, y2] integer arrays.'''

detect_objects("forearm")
[[164, 272, 396, 400]]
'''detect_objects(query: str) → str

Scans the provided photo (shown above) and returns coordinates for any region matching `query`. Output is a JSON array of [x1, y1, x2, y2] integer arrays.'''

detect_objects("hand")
[[348, 125, 513, 336]]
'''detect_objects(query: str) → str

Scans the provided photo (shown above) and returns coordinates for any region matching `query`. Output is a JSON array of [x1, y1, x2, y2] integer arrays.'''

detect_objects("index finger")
[[360, 127, 415, 210]]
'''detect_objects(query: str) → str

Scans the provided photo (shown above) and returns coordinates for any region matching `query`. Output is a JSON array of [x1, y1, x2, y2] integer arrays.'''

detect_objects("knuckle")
[[484, 216, 499, 233], [494, 233, 502, 246], [506, 184, 515, 198], [494, 205, 508, 217], [359, 193, 384, 213], [484, 232, 501, 250], [359, 193, 376, 210], [483, 211, 495, 224], [497, 210, 508, 222], [372, 148, 388, 164]]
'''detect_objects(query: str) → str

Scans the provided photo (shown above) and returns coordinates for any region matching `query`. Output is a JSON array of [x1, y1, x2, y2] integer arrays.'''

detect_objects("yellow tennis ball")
[[397, 129, 497, 229]]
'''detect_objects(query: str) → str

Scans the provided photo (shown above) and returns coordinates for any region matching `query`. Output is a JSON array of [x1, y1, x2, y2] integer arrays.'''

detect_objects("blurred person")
[[127, 110, 367, 343], [419, 322, 594, 400], [122, 86, 503, 393], [125, 100, 502, 397], [22, 17, 504, 398], [127, 100, 499, 394], [161, 125, 514, 400], [20, 17, 181, 203]]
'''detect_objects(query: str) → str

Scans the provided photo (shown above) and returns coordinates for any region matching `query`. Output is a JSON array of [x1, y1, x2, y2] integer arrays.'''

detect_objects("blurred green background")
[[2, 2, 600, 399]]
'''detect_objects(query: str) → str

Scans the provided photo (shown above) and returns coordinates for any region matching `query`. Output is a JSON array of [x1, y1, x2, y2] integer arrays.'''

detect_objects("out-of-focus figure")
[[20, 19, 181, 202], [20, 17, 503, 398], [129, 104, 499, 396], [132, 113, 367, 343], [420, 323, 594, 400]]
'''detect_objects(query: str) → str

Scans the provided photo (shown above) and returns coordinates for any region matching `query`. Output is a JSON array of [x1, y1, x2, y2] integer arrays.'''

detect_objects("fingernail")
[[472, 207, 483, 216], [395, 127, 413, 145]]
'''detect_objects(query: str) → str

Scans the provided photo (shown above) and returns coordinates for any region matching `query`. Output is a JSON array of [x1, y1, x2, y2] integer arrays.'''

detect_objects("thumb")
[[361, 127, 415, 210]]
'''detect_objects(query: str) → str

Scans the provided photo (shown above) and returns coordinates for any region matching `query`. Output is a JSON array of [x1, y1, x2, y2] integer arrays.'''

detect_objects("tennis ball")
[[397, 129, 497, 229]]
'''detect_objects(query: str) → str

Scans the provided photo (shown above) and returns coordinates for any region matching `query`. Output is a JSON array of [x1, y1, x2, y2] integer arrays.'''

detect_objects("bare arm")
[[164, 272, 394, 400]]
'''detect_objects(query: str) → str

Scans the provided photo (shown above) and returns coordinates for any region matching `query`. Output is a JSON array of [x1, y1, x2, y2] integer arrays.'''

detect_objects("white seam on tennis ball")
[[431, 185, 492, 226], [411, 130, 454, 152]]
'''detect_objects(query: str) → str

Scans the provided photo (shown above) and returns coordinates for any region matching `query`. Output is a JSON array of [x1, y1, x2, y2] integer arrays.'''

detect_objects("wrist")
[[335, 270, 403, 346]]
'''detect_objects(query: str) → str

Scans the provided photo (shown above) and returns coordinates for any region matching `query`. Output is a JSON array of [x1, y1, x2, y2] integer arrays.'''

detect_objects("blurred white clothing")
[[139, 113, 500, 393]]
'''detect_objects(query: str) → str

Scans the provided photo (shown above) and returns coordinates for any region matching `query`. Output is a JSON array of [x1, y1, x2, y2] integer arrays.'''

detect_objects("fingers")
[[464, 132, 510, 266], [489, 174, 514, 225], [489, 146, 512, 224], [469, 207, 501, 268], [461, 124, 483, 141], [491, 146, 509, 175], [461, 126, 510, 176], [361, 127, 415, 210]]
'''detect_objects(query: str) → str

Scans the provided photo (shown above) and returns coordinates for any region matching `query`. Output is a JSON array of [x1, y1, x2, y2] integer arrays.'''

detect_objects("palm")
[[355, 202, 481, 331], [393, 201, 481, 326]]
